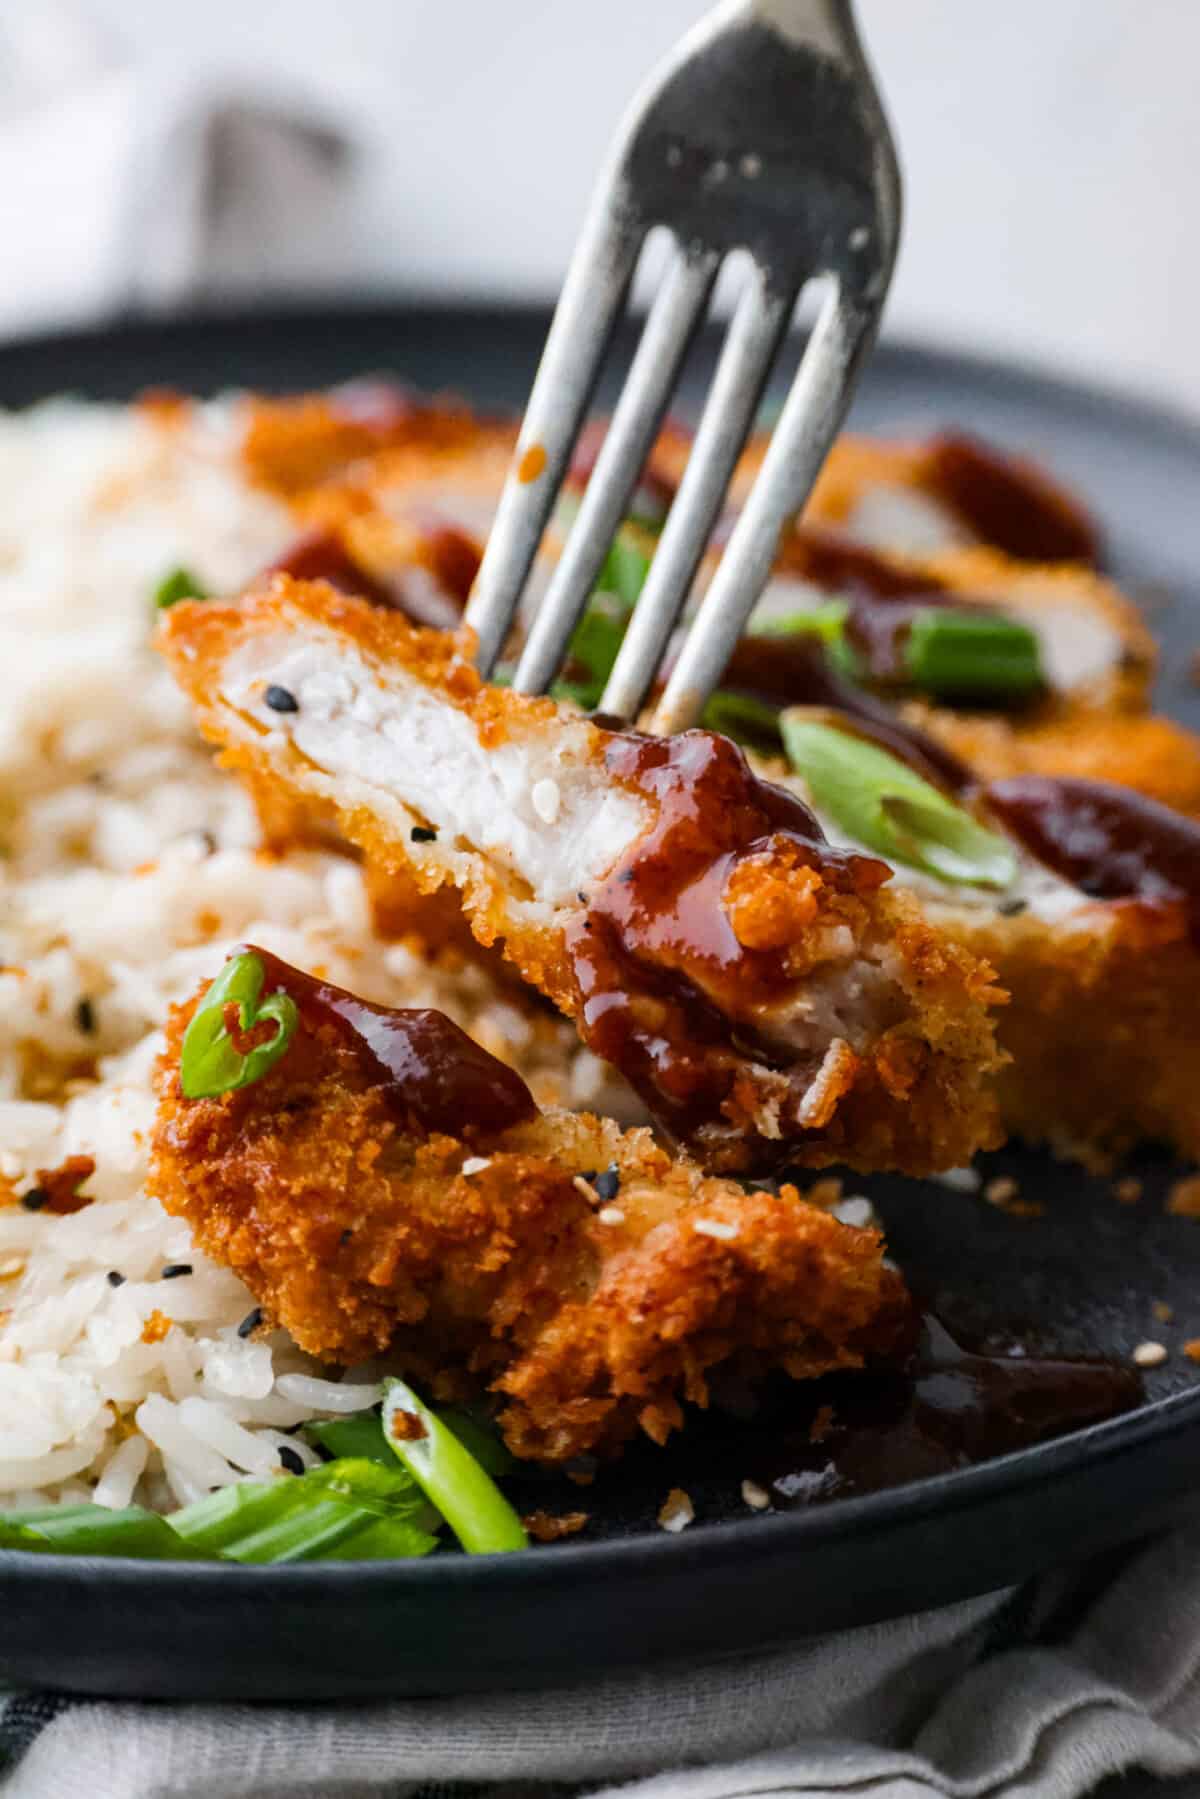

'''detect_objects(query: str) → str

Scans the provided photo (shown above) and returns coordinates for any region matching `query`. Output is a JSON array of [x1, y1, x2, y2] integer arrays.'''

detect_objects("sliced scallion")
[[903, 607, 1042, 699], [179, 950, 299, 1100], [170, 1458, 438, 1562], [153, 566, 209, 610], [749, 601, 861, 679], [382, 1378, 528, 1554], [701, 690, 784, 752], [781, 714, 1018, 889]]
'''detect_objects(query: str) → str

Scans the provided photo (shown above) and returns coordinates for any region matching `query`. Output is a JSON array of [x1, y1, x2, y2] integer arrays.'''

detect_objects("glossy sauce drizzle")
[[926, 433, 1101, 567], [241, 945, 536, 1137], [783, 529, 963, 682], [748, 1313, 1141, 1503], [987, 777, 1200, 942], [564, 731, 888, 1162]]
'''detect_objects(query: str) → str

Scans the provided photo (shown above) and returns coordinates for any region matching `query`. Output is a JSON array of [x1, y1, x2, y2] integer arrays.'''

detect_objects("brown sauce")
[[564, 730, 889, 1164], [987, 776, 1200, 941], [262, 527, 463, 632], [241, 945, 536, 1138], [783, 528, 960, 681], [926, 433, 1101, 567], [749, 1313, 1141, 1504], [720, 633, 973, 794]]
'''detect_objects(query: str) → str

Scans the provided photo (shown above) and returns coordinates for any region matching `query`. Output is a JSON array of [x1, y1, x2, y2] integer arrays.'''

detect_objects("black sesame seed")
[[20, 1188, 47, 1212], [577, 891, 588, 905], [593, 1165, 620, 1202], [106, 1270, 126, 1288], [264, 685, 299, 714], [237, 1306, 263, 1338], [997, 898, 1028, 917], [578, 1170, 596, 1186], [410, 826, 437, 844], [160, 1263, 193, 1280], [278, 1445, 305, 1477], [75, 997, 97, 1036], [196, 830, 218, 856], [339, 1228, 353, 1246], [1078, 877, 1108, 897]]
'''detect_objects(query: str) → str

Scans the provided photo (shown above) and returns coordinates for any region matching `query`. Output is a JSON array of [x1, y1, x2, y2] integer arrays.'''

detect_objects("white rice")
[[0, 395, 593, 1512]]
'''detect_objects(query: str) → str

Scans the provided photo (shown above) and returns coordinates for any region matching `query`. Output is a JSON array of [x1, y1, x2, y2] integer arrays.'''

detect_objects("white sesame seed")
[[934, 1166, 983, 1194], [692, 1218, 738, 1241], [739, 153, 762, 179], [531, 778, 561, 824], [741, 1479, 771, 1511], [597, 1206, 626, 1226], [833, 1196, 876, 1230], [1133, 1341, 1168, 1368], [849, 225, 871, 250], [461, 1157, 491, 1177], [658, 1488, 694, 1532]]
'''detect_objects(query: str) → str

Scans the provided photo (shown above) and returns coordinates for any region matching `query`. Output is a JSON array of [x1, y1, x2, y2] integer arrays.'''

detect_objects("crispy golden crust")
[[159, 579, 1005, 1176], [939, 898, 1200, 1161], [149, 991, 914, 1462]]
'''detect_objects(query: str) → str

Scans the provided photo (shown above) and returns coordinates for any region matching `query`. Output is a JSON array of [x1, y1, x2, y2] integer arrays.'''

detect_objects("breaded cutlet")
[[158, 578, 1005, 1178], [150, 952, 914, 1464]]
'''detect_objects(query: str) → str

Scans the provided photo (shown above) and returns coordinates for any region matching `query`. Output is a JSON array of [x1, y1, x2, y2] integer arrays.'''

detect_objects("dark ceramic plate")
[[3, 303, 1200, 1701]]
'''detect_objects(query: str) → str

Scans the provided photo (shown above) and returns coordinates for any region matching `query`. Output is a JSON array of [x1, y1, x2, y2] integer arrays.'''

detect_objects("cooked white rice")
[[0, 396, 606, 1513]]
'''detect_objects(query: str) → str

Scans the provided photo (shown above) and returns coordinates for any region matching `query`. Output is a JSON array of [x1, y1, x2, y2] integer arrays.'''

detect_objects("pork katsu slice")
[[149, 949, 914, 1464], [159, 578, 1005, 1177]]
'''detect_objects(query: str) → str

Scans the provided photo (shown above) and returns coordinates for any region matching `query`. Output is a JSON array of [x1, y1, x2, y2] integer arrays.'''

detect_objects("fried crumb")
[[658, 1488, 694, 1533], [386, 1409, 427, 1442], [804, 1177, 844, 1211], [1153, 1300, 1175, 1324], [984, 1176, 1018, 1206], [809, 1403, 836, 1444], [32, 1154, 96, 1216], [1114, 1177, 1143, 1206], [141, 1310, 172, 1345], [522, 1509, 589, 1542], [741, 1479, 771, 1511], [1167, 1175, 1200, 1217], [1184, 1339, 1200, 1364], [1133, 1340, 1168, 1368]]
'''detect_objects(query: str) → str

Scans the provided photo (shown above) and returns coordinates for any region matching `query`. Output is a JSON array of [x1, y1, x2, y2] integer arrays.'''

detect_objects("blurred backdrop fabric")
[[0, 0, 1194, 406]]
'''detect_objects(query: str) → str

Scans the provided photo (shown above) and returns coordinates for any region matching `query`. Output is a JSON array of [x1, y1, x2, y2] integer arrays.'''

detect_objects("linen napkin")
[[3, 1526, 1200, 1798]]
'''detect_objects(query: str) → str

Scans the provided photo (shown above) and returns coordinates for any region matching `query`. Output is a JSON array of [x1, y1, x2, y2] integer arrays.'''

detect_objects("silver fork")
[[465, 0, 900, 734]]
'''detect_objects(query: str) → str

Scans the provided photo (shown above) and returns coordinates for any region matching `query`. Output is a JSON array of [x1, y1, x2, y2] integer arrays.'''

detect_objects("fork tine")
[[465, 211, 641, 675], [598, 270, 792, 722], [511, 248, 719, 697], [652, 282, 880, 736]]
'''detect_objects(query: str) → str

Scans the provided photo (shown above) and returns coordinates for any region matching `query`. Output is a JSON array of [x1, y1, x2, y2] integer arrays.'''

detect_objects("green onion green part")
[[701, 690, 784, 753], [781, 714, 1019, 889], [170, 1458, 438, 1562], [748, 600, 862, 679], [382, 1378, 528, 1554], [180, 951, 299, 1100], [903, 607, 1043, 699], [153, 566, 209, 610]]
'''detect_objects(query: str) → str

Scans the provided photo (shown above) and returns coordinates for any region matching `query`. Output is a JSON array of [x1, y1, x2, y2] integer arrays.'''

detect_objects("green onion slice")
[[701, 690, 784, 753], [382, 1378, 527, 1554], [749, 600, 862, 679], [170, 1458, 438, 1562], [781, 714, 1018, 889], [0, 1503, 201, 1560], [903, 607, 1043, 699], [180, 951, 299, 1100], [309, 1403, 514, 1479], [153, 566, 209, 610]]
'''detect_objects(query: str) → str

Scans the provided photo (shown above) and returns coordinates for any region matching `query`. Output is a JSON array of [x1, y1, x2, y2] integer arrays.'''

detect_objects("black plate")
[[3, 302, 1200, 1701]]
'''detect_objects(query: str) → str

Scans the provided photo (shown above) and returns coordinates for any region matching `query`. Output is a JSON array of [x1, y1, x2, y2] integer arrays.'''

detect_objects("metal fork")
[[465, 0, 900, 734]]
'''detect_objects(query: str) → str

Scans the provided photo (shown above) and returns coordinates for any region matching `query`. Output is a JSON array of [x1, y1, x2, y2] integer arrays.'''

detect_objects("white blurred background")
[[1, 1, 1196, 408]]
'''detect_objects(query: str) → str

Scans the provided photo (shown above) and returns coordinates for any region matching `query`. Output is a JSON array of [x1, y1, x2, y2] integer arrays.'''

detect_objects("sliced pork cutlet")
[[150, 949, 915, 1464], [159, 577, 1005, 1177]]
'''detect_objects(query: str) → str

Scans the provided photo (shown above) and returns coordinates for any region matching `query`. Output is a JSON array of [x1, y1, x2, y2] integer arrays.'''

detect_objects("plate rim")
[[0, 298, 1197, 1607]]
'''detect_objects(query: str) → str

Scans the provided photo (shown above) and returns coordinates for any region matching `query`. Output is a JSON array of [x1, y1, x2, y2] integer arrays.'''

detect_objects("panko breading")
[[149, 960, 914, 1464], [159, 578, 1006, 1177]]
